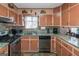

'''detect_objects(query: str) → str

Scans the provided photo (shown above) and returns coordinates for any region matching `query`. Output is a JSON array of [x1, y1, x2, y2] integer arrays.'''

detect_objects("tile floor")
[[21, 53, 56, 56]]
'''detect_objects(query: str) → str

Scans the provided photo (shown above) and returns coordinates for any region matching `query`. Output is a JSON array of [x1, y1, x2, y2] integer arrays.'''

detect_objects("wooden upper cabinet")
[[62, 3, 70, 12], [70, 5, 79, 26], [39, 15, 53, 27], [18, 14, 23, 25], [39, 15, 47, 27], [9, 10, 19, 25], [0, 5, 9, 17], [46, 15, 53, 26], [9, 10, 15, 19], [62, 10, 69, 26], [69, 3, 78, 8], [61, 3, 70, 26], [53, 7, 61, 26]]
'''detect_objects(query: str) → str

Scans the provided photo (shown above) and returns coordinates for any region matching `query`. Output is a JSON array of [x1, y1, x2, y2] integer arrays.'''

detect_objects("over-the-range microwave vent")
[[0, 16, 15, 24]]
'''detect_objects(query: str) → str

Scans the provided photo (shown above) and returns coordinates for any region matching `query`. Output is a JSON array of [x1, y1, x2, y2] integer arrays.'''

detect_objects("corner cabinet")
[[53, 37, 74, 56], [62, 10, 69, 26], [56, 38, 62, 56], [70, 4, 79, 26], [53, 6, 61, 26]]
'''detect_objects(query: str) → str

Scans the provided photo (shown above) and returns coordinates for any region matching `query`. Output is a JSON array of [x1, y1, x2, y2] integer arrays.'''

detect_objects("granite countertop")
[[0, 42, 9, 48], [53, 34, 79, 48]]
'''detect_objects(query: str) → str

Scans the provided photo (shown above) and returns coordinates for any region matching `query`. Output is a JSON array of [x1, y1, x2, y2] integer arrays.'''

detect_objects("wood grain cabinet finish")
[[21, 39, 29, 52], [69, 3, 78, 8], [21, 36, 39, 53], [62, 10, 69, 26], [56, 39, 62, 56], [15, 14, 23, 26], [46, 15, 53, 26], [61, 45, 72, 56], [0, 46, 8, 56], [39, 15, 47, 27], [74, 48, 79, 56], [39, 15, 53, 26], [70, 5, 79, 26], [55, 38, 74, 56], [53, 7, 61, 26], [9, 10, 16, 22], [62, 3, 70, 12], [0, 5, 8, 17], [61, 42, 72, 51], [51, 37, 56, 52], [30, 39, 39, 52], [18, 14, 23, 25]]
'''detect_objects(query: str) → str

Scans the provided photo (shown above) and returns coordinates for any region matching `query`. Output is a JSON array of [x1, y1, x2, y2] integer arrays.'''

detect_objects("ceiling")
[[14, 3, 63, 8]]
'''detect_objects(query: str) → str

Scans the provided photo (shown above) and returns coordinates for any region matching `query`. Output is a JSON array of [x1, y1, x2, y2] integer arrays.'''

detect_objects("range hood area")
[[0, 16, 15, 24]]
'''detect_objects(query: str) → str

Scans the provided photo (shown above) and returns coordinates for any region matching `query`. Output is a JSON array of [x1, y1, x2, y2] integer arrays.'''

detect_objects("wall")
[[17, 8, 53, 15], [60, 27, 69, 35]]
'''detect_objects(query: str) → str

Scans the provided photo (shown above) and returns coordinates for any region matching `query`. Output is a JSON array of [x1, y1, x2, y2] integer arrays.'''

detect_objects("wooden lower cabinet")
[[61, 45, 72, 56], [21, 36, 39, 54], [74, 48, 79, 56], [0, 46, 8, 56], [55, 38, 73, 56], [30, 39, 39, 52], [51, 37, 56, 53], [56, 39, 61, 56], [21, 39, 29, 52]]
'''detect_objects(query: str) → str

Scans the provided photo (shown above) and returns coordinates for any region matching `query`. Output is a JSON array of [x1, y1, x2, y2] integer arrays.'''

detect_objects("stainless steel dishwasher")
[[39, 36, 51, 53]]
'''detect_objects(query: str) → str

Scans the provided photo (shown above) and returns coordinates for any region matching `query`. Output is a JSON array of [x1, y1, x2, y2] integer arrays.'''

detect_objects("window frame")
[[24, 16, 39, 29]]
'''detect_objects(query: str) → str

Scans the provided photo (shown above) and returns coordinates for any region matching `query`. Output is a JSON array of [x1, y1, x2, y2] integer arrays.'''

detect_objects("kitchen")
[[0, 3, 79, 56]]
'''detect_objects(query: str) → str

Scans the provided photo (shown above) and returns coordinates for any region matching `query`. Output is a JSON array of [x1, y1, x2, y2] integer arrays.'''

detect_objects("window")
[[24, 16, 38, 29], [71, 28, 77, 33]]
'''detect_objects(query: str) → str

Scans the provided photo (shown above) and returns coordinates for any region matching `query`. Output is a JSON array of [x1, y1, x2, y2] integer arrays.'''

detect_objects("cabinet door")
[[51, 37, 56, 52], [39, 15, 47, 27], [74, 48, 79, 56], [0, 46, 8, 56], [30, 39, 39, 52], [56, 39, 61, 56], [53, 7, 61, 26], [61, 45, 72, 56], [62, 10, 69, 26], [15, 14, 22, 26], [62, 3, 69, 12], [9, 10, 17, 23], [15, 40, 21, 55], [70, 5, 79, 26], [0, 5, 8, 17], [19, 14, 23, 25], [21, 39, 29, 52], [46, 15, 53, 26]]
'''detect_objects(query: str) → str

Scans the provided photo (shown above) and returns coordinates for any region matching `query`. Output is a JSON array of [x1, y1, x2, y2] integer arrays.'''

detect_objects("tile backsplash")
[[60, 27, 69, 35]]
